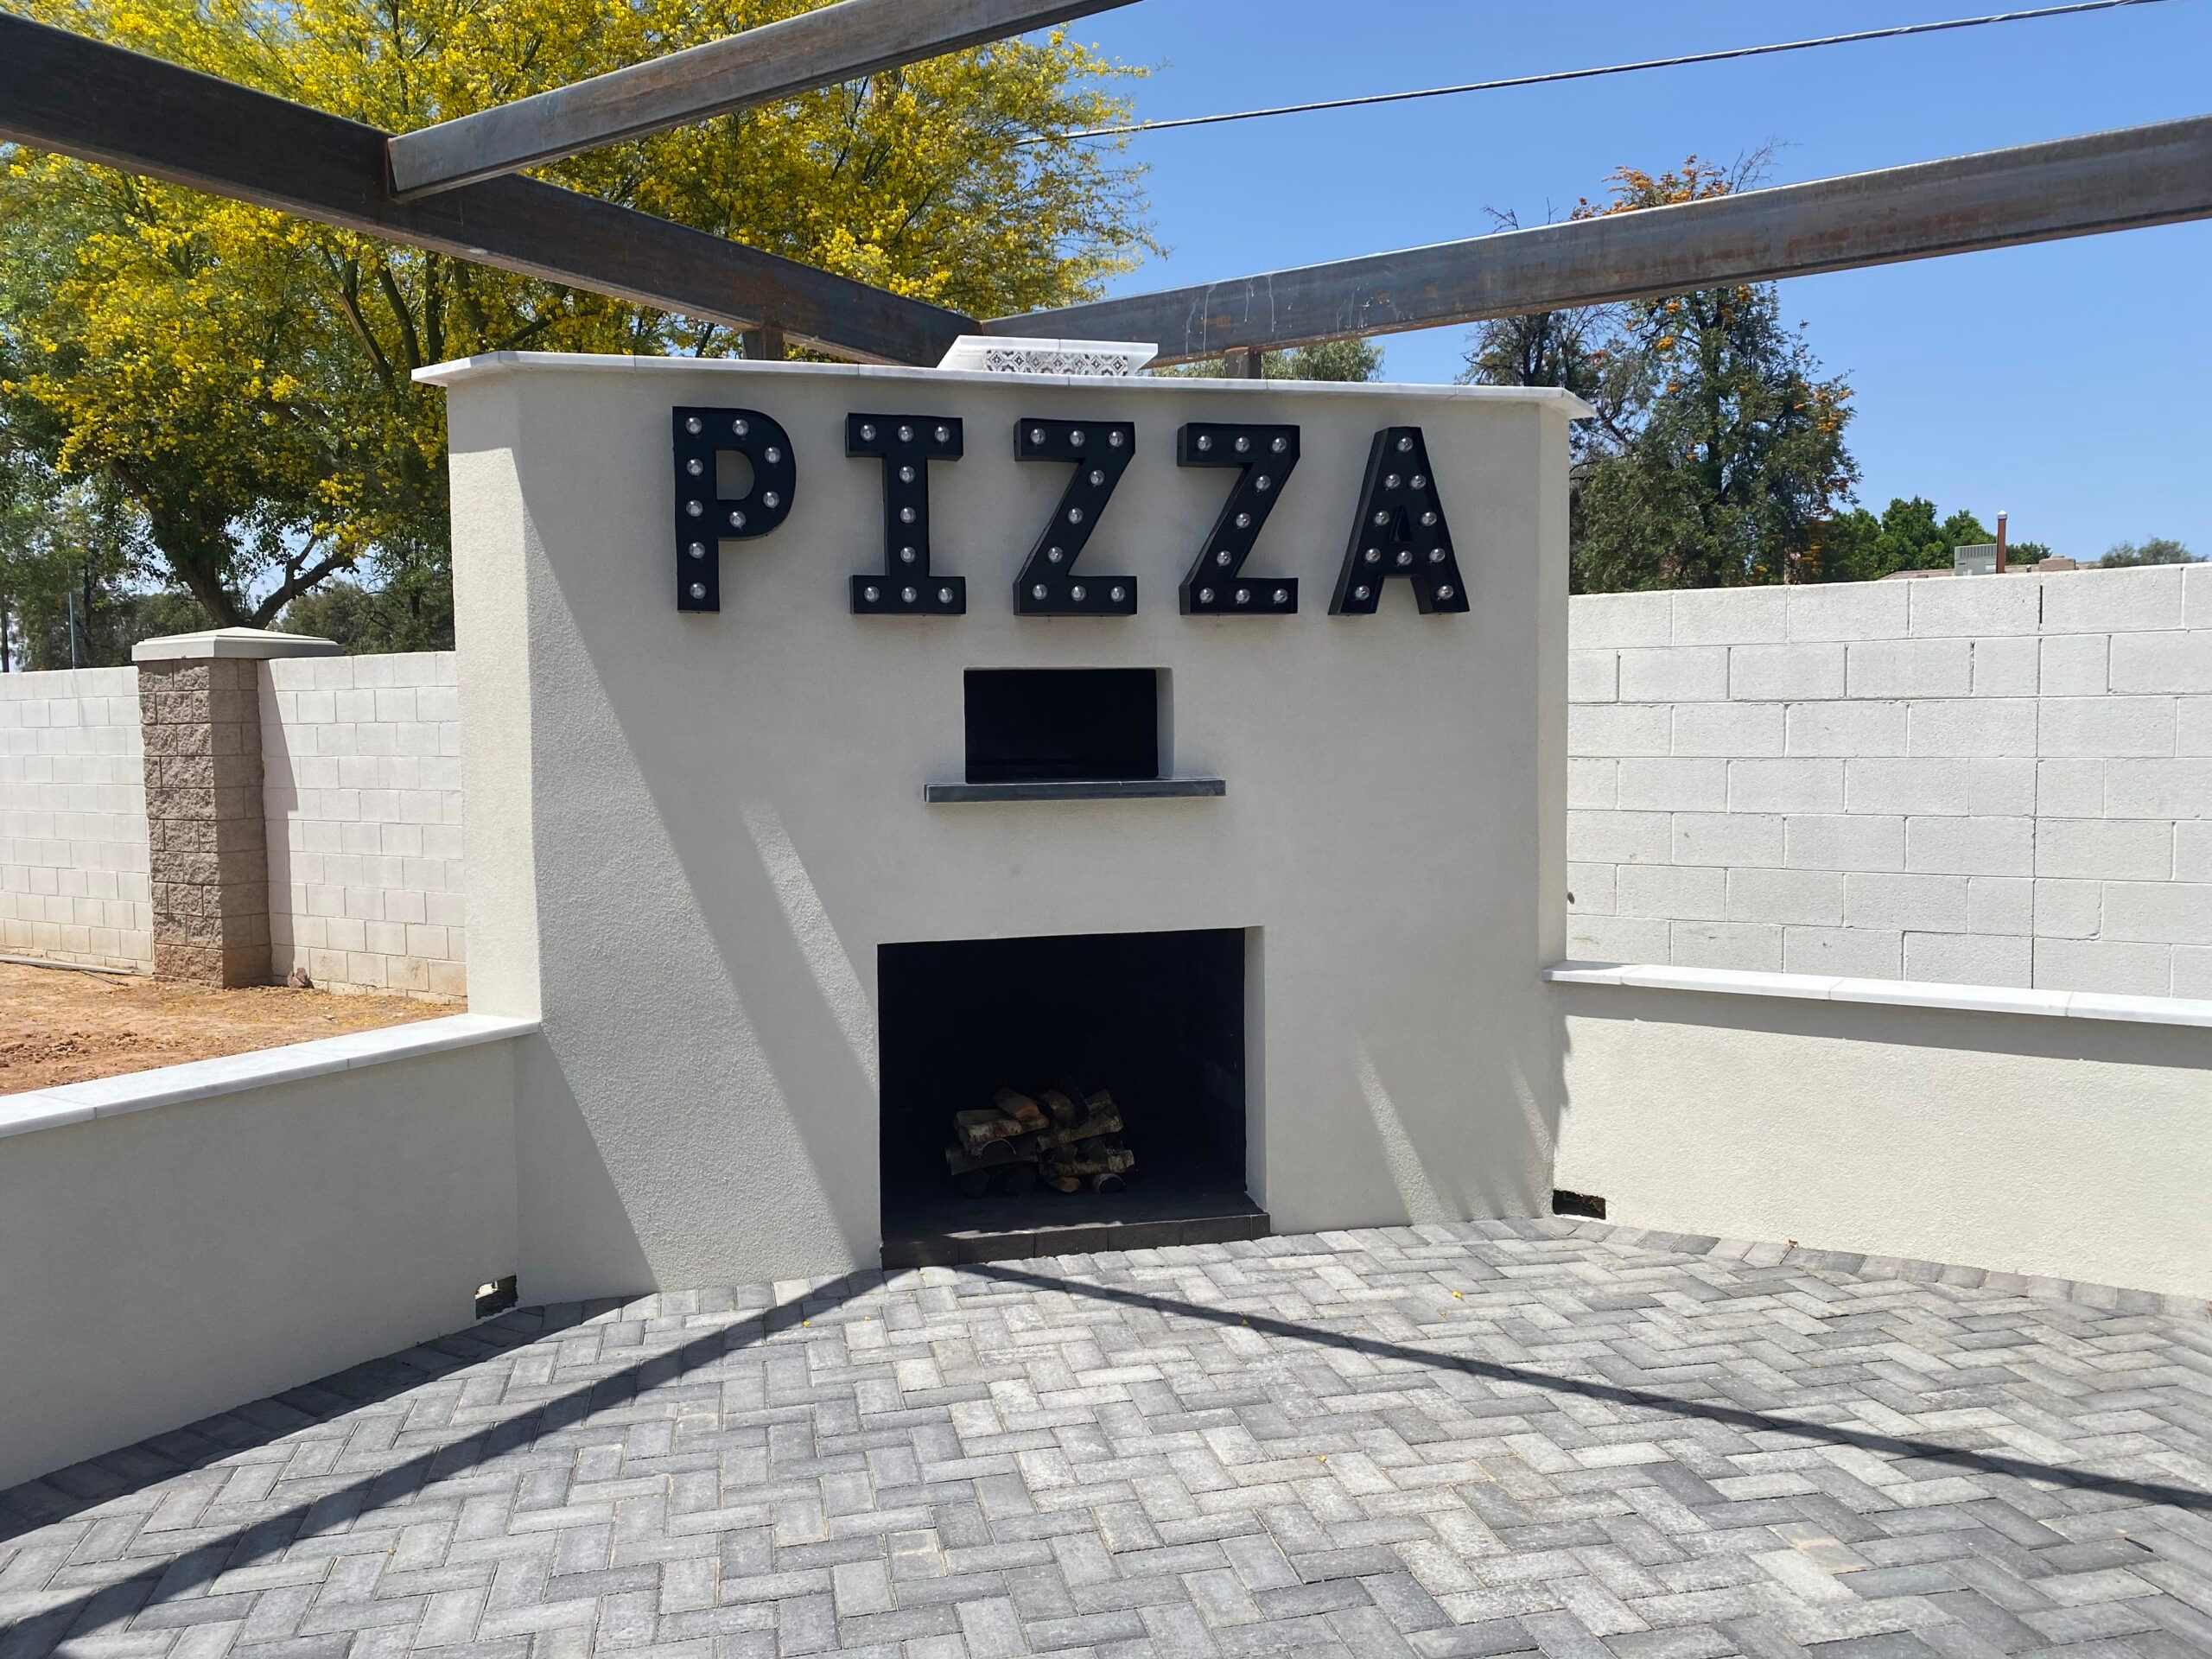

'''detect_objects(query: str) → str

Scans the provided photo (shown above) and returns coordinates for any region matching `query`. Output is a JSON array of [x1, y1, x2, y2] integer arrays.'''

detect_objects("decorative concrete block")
[[1571, 590, 1671, 650], [1906, 930, 2031, 988], [1617, 863, 1727, 921], [1782, 925, 1902, 978], [1726, 867, 1842, 926], [1728, 758, 1844, 814], [2034, 878, 2102, 938], [1619, 646, 1729, 703], [2038, 696, 2176, 758], [1970, 635, 2040, 697], [1672, 812, 1785, 868], [1910, 575, 2040, 638], [2039, 566, 2183, 633], [1566, 913, 1670, 963], [1966, 875, 2033, 936], [1785, 813, 1904, 872], [2034, 817, 2172, 881], [1906, 698, 2036, 758], [1670, 586, 1787, 645], [1784, 701, 1906, 757], [2038, 634, 2109, 696], [1616, 758, 1727, 813], [1567, 650, 1618, 702], [2100, 880, 2212, 946], [1846, 639, 1971, 699], [2108, 631, 2212, 696], [1845, 871, 1969, 931], [2104, 759, 2212, 820], [1669, 919, 1783, 972], [1730, 644, 1845, 702], [1846, 759, 1969, 817], [1671, 702, 1783, 757], [1785, 581, 1906, 642], [1569, 702, 1670, 757], [1567, 758, 1617, 810], [1567, 810, 1671, 865], [1566, 861, 1615, 914], [2034, 936, 2171, 996], [1904, 814, 2033, 876]]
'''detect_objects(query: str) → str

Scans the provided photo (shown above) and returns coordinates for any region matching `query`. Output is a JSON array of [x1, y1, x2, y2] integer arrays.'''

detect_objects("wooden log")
[[1043, 1146, 1136, 1182], [954, 1107, 1027, 1157], [992, 1089, 1048, 1132], [1039, 1088, 1081, 1128]]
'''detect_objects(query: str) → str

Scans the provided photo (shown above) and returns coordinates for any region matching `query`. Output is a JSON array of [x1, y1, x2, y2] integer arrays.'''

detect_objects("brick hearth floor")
[[4, 1221, 2210, 1659]]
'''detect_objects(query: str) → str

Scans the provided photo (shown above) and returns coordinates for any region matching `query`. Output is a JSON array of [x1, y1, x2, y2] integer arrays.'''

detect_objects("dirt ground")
[[0, 961, 451, 1093]]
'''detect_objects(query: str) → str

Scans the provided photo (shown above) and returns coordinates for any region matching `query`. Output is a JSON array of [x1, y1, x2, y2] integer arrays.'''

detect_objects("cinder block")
[[1669, 919, 1783, 972], [1846, 639, 1971, 699], [1785, 701, 1906, 758], [2183, 698, 2212, 756], [1785, 814, 1904, 872], [1905, 815, 2032, 876], [2034, 817, 2172, 880], [2038, 696, 2176, 758], [2104, 759, 2212, 820], [1619, 646, 1729, 702], [2178, 821, 2212, 882], [1909, 575, 2040, 638], [2108, 631, 2212, 696], [1617, 863, 1727, 921], [1615, 759, 1727, 813], [1567, 810, 1671, 865], [2033, 936, 2171, 997], [1569, 703, 1671, 758], [1566, 862, 1615, 914], [1845, 871, 1968, 931], [1783, 925, 1902, 978], [1967, 758, 2037, 817], [1726, 867, 1842, 925], [1971, 636, 2039, 697], [1905, 931, 2032, 988], [2035, 878, 2102, 938], [1965, 875, 2032, 936], [1786, 582, 1908, 642], [2036, 759, 2104, 818], [1731, 644, 1845, 702], [1670, 586, 1788, 645], [1671, 702, 1783, 757], [1567, 758, 1617, 810], [1571, 590, 1671, 649], [2099, 880, 2212, 946], [1567, 651, 1618, 702], [2040, 565, 2183, 633], [1567, 913, 1670, 963], [2184, 564, 2212, 631], [1672, 812, 1785, 868], [1846, 760, 1967, 817], [1906, 699, 2036, 758], [1729, 759, 1844, 814], [2039, 635, 2109, 696]]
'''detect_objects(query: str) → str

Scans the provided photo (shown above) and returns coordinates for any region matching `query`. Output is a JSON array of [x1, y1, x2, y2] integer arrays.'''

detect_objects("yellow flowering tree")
[[0, 0, 1153, 632]]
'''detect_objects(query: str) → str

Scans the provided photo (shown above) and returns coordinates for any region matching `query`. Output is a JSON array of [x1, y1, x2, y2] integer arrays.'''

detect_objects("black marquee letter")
[[1178, 422, 1300, 614], [672, 406, 797, 613], [1329, 428, 1470, 616], [847, 414, 964, 615], [1013, 418, 1137, 615]]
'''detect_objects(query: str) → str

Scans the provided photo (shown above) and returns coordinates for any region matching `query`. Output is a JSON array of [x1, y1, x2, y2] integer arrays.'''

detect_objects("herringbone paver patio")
[[4, 1220, 2210, 1659]]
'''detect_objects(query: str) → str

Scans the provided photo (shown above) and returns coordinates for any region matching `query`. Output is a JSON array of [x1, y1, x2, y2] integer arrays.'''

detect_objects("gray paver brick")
[[1, 1224, 2207, 1659]]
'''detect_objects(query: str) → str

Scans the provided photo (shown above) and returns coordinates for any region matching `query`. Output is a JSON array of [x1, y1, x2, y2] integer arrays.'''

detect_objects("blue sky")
[[1065, 1, 2210, 561]]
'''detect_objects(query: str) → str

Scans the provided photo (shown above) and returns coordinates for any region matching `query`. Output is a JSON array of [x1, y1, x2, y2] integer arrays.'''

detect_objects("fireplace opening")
[[964, 667, 1163, 783], [878, 927, 1265, 1264]]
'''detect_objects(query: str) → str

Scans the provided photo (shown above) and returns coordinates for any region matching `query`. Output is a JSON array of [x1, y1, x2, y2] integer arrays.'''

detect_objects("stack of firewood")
[[945, 1085, 1136, 1198]]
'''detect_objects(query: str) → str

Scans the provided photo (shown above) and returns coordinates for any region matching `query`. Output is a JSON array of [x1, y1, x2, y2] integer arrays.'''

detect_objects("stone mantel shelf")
[[924, 777, 1226, 804]]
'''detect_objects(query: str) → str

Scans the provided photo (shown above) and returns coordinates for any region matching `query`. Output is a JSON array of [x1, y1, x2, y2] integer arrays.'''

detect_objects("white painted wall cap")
[[131, 627, 344, 663]]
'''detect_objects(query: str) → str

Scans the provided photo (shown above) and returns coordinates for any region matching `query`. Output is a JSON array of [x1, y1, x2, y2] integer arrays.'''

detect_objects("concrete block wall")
[[1568, 564, 2212, 995], [263, 652, 467, 997], [0, 667, 152, 970]]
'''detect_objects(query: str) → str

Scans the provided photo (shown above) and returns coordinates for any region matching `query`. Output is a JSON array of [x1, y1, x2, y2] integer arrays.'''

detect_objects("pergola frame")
[[3, 5, 2209, 369]]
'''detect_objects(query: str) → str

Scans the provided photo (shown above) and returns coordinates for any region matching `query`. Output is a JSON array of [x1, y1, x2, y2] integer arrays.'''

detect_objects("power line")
[[1022, 0, 2179, 144]]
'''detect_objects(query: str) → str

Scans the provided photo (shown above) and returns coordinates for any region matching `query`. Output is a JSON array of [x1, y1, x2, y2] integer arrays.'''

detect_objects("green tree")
[[1817, 498, 1992, 583], [1164, 340, 1385, 382], [1461, 157, 1858, 592], [2099, 537, 2197, 567], [1, 0, 1155, 639]]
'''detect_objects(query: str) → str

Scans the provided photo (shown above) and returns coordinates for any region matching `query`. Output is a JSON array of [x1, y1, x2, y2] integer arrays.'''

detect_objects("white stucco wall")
[[1553, 983, 2212, 1301], [263, 651, 467, 996], [429, 353, 1578, 1300], [0, 1034, 520, 1490], [1567, 567, 2212, 996], [0, 665, 151, 970]]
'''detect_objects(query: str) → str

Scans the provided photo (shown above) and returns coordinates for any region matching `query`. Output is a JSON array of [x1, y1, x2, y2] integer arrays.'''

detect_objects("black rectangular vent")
[[964, 668, 1160, 785]]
